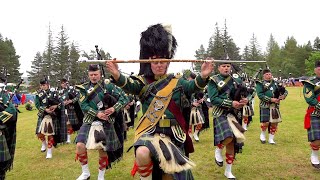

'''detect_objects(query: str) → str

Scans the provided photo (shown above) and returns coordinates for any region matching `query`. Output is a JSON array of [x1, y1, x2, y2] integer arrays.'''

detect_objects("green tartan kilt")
[[259, 108, 270, 123], [0, 132, 11, 162], [66, 108, 78, 126], [213, 114, 234, 146], [308, 115, 320, 142], [76, 121, 122, 152], [0, 120, 17, 173]]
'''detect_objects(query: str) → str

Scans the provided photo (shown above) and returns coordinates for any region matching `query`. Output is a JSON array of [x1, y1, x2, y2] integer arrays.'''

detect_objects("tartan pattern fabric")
[[0, 132, 10, 162], [65, 107, 78, 126], [35, 108, 67, 144], [76, 121, 122, 152], [133, 134, 194, 180], [0, 121, 16, 173], [213, 114, 234, 146], [308, 115, 320, 142], [260, 108, 270, 123]]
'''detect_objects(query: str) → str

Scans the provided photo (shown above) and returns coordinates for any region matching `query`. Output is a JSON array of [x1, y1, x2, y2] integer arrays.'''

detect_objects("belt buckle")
[[159, 119, 170, 127]]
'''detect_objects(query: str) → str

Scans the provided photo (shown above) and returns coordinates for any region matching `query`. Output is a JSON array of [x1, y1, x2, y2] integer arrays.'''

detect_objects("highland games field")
[[6, 87, 320, 180]]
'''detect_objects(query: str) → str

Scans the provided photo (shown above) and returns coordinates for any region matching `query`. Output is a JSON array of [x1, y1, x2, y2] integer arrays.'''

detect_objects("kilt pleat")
[[308, 115, 320, 142], [213, 114, 233, 145], [260, 108, 270, 123]]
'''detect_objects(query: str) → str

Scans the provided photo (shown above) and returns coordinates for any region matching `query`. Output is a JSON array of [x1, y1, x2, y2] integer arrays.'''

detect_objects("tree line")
[[193, 20, 320, 79], [0, 34, 22, 83], [1, 21, 320, 92]]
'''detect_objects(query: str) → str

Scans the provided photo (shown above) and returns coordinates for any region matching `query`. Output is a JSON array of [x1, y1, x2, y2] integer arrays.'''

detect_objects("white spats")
[[224, 164, 236, 179], [311, 149, 320, 165], [215, 147, 223, 166], [76, 164, 90, 180], [41, 141, 47, 152], [46, 148, 52, 159], [260, 131, 266, 143], [268, 134, 276, 144], [98, 169, 105, 180], [193, 130, 199, 142], [242, 123, 247, 131], [67, 134, 71, 144]]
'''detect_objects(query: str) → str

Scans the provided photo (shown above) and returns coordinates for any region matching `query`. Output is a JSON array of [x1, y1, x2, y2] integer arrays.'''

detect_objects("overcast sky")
[[1, 0, 319, 77]]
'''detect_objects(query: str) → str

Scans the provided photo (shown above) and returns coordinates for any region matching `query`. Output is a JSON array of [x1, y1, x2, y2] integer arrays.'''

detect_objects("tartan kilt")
[[134, 133, 194, 180], [0, 115, 17, 173], [66, 108, 78, 126], [308, 115, 320, 142], [259, 108, 270, 123], [35, 109, 67, 144], [213, 114, 234, 146], [0, 131, 11, 162]]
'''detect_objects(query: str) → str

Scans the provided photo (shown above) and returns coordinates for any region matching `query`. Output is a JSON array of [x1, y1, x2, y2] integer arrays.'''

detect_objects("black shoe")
[[215, 158, 223, 167], [260, 140, 266, 144], [312, 163, 320, 169]]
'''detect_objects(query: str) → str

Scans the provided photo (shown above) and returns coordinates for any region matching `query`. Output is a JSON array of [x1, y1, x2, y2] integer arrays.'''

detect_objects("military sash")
[[134, 78, 179, 142]]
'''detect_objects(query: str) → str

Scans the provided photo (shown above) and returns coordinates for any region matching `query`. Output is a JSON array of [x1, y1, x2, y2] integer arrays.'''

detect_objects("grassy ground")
[[5, 87, 320, 179]]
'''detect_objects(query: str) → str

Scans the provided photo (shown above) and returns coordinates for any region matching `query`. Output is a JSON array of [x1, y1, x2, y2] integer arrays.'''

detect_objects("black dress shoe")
[[311, 163, 320, 169], [215, 159, 223, 167], [260, 140, 266, 144]]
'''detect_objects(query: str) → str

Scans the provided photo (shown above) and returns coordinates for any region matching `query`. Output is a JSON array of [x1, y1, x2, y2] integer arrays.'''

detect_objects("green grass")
[[6, 87, 320, 179]]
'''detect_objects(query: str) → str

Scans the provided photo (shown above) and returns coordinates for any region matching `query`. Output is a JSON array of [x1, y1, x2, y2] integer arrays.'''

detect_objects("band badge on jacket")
[[232, 74, 239, 78], [218, 81, 225, 87], [146, 99, 164, 122]]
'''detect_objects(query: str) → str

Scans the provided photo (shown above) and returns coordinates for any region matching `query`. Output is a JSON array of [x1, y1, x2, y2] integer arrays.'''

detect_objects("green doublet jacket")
[[0, 93, 16, 124], [35, 89, 61, 117], [302, 77, 320, 115], [113, 73, 208, 120], [207, 74, 242, 116], [59, 87, 80, 104], [256, 80, 288, 108], [75, 80, 129, 124]]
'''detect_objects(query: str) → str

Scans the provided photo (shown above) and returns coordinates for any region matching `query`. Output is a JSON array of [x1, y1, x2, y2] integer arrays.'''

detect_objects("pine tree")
[[42, 24, 55, 85], [194, 44, 207, 72], [222, 19, 241, 60], [313, 37, 320, 51], [53, 25, 69, 86], [0, 35, 22, 82], [69, 42, 81, 85], [245, 33, 265, 74], [265, 34, 281, 73], [27, 52, 44, 90]]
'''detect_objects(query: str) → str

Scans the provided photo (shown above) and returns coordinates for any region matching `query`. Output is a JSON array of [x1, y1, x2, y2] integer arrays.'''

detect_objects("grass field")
[[5, 87, 320, 179]]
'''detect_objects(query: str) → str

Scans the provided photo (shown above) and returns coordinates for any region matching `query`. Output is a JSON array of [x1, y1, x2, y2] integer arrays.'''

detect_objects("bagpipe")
[[273, 70, 286, 99]]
